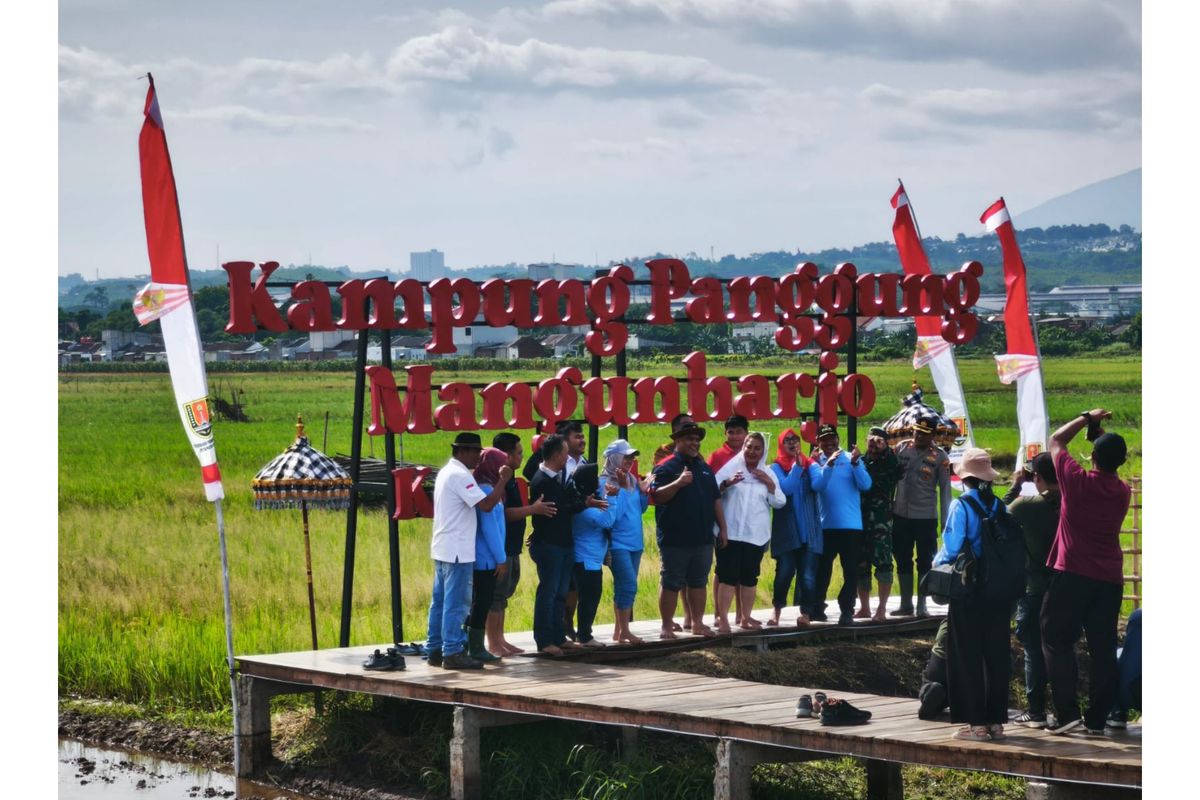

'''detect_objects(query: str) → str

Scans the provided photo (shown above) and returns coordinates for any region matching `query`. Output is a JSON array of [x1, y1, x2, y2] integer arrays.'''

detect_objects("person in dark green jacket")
[[857, 427, 901, 622], [1003, 452, 1061, 728]]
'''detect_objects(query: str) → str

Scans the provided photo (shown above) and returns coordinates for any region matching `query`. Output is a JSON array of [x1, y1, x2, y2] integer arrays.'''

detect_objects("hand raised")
[[676, 469, 694, 487], [497, 465, 513, 483], [605, 482, 621, 497]]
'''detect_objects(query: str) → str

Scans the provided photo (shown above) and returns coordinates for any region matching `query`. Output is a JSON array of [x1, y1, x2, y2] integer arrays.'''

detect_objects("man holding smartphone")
[[1041, 408, 1131, 735]]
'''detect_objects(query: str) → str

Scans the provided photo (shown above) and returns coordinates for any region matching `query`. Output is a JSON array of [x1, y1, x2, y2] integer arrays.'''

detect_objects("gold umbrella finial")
[[296, 414, 305, 438]]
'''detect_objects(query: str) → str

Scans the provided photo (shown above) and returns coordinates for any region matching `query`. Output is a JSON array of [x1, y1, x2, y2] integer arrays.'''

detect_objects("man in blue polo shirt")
[[808, 424, 872, 626], [652, 422, 725, 639]]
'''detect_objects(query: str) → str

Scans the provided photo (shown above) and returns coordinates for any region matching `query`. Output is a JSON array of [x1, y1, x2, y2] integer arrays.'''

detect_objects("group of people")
[[425, 421, 652, 667], [424, 408, 1137, 748], [920, 408, 1134, 742], [424, 409, 963, 667]]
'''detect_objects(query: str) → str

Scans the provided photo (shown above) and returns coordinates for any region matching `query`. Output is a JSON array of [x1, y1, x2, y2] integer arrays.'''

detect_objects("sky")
[[58, 0, 1142, 279]]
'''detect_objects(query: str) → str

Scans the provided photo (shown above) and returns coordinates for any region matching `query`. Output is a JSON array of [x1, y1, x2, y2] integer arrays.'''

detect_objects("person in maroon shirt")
[[1040, 408, 1131, 735]]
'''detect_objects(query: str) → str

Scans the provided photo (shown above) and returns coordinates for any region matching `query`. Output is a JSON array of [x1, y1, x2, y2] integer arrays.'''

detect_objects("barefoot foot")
[[660, 627, 679, 640]]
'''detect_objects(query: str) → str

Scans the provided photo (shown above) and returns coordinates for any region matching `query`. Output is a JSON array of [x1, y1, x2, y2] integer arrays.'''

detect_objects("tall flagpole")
[[215, 498, 240, 773], [132, 73, 238, 771]]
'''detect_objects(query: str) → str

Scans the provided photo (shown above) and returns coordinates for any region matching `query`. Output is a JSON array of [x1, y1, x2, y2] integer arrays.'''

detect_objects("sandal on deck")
[[954, 726, 992, 741]]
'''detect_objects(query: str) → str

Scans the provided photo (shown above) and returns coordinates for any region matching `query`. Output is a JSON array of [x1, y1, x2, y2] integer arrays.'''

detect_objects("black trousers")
[[1040, 571, 1122, 729], [469, 568, 498, 629], [892, 515, 938, 590], [573, 564, 604, 644], [946, 595, 1012, 726], [815, 530, 859, 616]]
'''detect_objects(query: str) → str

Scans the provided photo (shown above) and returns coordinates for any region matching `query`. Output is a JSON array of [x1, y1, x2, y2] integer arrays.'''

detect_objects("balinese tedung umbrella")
[[252, 416, 352, 658], [881, 384, 961, 450]]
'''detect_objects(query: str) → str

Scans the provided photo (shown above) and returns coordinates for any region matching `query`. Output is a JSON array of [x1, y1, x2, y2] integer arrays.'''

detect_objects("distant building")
[[409, 250, 445, 281], [528, 262, 578, 281], [974, 284, 1140, 320]]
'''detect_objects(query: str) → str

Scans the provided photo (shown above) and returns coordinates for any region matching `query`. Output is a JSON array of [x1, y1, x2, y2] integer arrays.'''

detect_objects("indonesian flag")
[[982, 198, 1048, 474], [891, 182, 975, 464], [132, 75, 224, 501]]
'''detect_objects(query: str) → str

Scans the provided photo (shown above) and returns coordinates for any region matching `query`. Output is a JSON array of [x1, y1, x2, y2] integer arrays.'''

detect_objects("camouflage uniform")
[[858, 446, 901, 589]]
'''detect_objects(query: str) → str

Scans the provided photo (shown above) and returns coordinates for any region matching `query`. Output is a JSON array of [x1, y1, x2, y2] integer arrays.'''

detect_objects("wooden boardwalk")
[[235, 611, 1140, 800], [500, 596, 945, 660]]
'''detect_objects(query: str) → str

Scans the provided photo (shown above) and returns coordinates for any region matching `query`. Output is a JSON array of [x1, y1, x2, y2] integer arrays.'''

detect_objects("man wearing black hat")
[[890, 417, 953, 618], [808, 424, 872, 626], [427, 432, 510, 669], [1041, 409, 1131, 735], [652, 422, 724, 639]]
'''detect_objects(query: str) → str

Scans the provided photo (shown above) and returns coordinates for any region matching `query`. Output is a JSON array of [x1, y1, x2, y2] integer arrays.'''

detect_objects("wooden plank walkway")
[[500, 596, 945, 660], [235, 621, 1140, 799]]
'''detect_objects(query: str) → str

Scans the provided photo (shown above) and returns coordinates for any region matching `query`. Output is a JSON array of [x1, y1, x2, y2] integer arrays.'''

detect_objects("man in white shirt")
[[427, 432, 509, 669]]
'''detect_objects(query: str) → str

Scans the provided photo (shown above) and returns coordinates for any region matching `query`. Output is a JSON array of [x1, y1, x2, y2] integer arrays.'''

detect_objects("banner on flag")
[[892, 182, 975, 461], [982, 197, 1049, 474], [132, 75, 224, 502]]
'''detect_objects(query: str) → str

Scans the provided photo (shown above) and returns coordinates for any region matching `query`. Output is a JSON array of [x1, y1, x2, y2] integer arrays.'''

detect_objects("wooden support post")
[[449, 705, 541, 800], [1026, 780, 1141, 800], [450, 706, 482, 800], [713, 738, 825, 800], [619, 726, 640, 762], [864, 758, 903, 800], [233, 674, 308, 778], [233, 674, 273, 778]]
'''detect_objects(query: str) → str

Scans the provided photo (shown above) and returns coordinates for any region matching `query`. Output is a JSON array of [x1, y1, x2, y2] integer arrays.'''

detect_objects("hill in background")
[[1016, 169, 1141, 231]]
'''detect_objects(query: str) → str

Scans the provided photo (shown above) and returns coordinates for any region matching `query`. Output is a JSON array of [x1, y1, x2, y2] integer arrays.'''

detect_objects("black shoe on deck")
[[443, 652, 484, 670], [837, 614, 854, 627], [820, 698, 872, 726], [363, 649, 397, 671], [425, 648, 443, 668]]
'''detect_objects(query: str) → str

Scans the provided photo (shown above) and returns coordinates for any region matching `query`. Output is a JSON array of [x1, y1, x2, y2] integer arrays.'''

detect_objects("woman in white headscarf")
[[601, 439, 652, 643], [713, 431, 785, 633]]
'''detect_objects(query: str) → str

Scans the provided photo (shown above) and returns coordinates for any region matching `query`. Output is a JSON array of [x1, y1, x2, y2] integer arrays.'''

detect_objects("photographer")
[[1041, 409, 1132, 735], [1004, 453, 1060, 728]]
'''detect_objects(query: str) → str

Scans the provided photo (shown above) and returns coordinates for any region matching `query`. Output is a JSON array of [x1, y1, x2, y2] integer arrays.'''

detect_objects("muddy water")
[[59, 739, 322, 800]]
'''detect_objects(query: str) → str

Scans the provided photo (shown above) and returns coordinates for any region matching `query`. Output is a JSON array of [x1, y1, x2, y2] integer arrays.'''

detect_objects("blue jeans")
[[1116, 608, 1141, 712], [609, 549, 643, 610], [1015, 592, 1047, 714], [773, 545, 819, 614], [427, 560, 473, 656], [530, 541, 574, 650]]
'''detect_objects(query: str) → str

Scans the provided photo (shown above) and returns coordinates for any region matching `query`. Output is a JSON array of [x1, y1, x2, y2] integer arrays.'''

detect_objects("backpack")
[[961, 495, 1026, 603]]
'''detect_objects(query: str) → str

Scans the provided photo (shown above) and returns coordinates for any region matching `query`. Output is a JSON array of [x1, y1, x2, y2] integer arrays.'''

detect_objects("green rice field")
[[58, 356, 1141, 710]]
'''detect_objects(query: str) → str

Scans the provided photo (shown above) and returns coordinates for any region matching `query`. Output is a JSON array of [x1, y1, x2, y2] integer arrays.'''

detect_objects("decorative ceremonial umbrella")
[[881, 384, 961, 450], [253, 416, 352, 657]]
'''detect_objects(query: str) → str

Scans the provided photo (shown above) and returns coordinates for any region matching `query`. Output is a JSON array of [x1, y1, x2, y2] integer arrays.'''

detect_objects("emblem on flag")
[[995, 353, 1041, 384], [951, 417, 968, 448], [133, 282, 191, 325], [912, 336, 951, 369], [1025, 443, 1043, 462], [183, 398, 214, 438]]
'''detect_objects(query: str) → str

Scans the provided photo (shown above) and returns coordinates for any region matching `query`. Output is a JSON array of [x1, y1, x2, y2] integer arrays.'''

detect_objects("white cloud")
[[173, 105, 377, 133], [543, 0, 1141, 73], [862, 81, 1141, 134], [385, 25, 770, 97]]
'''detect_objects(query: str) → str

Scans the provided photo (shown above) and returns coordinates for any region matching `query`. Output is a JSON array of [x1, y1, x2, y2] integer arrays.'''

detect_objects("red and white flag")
[[891, 182, 975, 463], [982, 198, 1048, 473], [132, 75, 224, 501]]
